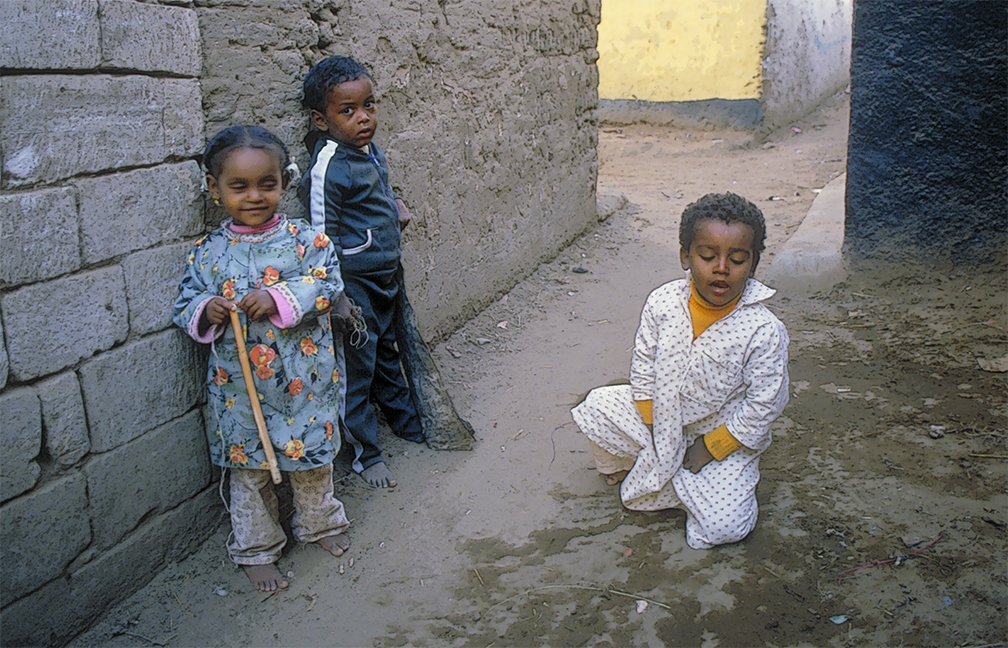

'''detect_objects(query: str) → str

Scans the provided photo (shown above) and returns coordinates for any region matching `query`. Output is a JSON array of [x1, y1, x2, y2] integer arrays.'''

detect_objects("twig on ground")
[[487, 584, 671, 611], [171, 592, 192, 617], [837, 533, 943, 585], [548, 422, 573, 468], [969, 453, 1007, 459], [783, 584, 805, 601], [474, 568, 485, 586]]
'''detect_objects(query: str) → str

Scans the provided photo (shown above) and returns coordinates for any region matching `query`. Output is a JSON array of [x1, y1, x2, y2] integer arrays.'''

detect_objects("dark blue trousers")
[[341, 270, 423, 472]]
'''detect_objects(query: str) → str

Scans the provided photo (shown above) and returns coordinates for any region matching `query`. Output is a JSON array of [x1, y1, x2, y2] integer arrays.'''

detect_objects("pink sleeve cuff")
[[190, 300, 226, 343], [265, 287, 297, 329]]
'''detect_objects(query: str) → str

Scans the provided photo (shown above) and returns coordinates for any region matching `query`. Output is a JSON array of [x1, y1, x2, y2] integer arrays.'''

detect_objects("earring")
[[213, 198, 222, 207]]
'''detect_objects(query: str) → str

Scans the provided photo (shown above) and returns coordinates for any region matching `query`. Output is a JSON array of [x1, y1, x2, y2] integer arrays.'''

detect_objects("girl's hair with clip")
[[302, 56, 372, 114], [202, 125, 293, 181]]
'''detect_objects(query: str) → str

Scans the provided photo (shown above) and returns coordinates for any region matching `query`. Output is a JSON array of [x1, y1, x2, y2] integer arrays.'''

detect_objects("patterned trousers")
[[227, 463, 349, 565], [573, 385, 759, 550]]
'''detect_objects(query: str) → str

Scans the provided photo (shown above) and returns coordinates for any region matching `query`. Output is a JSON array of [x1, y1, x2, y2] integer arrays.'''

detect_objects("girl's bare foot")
[[361, 462, 397, 488], [243, 563, 288, 592], [603, 470, 629, 486], [316, 532, 350, 557]]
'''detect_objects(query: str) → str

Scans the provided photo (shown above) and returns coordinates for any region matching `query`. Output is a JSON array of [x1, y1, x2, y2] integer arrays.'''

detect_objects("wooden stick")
[[229, 309, 282, 484]]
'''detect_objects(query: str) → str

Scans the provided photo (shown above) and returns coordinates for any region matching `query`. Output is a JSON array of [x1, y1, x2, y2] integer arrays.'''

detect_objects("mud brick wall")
[[0, 0, 599, 644], [845, 0, 1007, 262]]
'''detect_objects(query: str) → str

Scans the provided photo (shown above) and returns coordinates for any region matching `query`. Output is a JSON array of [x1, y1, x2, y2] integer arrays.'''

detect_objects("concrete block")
[[0, 486, 220, 647], [764, 173, 848, 293], [76, 162, 204, 265], [0, 0, 101, 70], [86, 410, 210, 549], [37, 371, 90, 466], [1, 75, 203, 186], [596, 192, 626, 222], [0, 318, 7, 389], [79, 328, 204, 452], [1, 266, 128, 381], [0, 388, 42, 503], [99, 0, 200, 75], [0, 472, 90, 607], [0, 186, 81, 288], [123, 241, 195, 336]]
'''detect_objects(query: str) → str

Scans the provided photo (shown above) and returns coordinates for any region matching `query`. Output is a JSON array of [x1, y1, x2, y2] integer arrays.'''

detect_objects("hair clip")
[[285, 161, 301, 184]]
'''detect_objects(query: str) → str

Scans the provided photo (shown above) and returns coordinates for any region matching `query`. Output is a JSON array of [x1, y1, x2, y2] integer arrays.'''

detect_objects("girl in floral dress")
[[173, 125, 353, 592]]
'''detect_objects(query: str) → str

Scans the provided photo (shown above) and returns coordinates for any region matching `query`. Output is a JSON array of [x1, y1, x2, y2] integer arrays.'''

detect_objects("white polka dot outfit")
[[572, 277, 790, 549]]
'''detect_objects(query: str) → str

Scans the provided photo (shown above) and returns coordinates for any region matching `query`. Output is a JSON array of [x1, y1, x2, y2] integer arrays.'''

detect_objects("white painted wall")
[[761, 0, 853, 131]]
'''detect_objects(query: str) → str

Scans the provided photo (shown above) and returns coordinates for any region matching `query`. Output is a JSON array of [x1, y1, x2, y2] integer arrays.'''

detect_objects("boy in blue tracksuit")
[[299, 56, 424, 489]]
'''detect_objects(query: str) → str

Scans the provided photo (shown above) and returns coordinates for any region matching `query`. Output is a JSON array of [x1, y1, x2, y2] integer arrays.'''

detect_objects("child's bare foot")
[[243, 563, 288, 592], [361, 462, 397, 488], [315, 532, 350, 557], [603, 470, 629, 486]]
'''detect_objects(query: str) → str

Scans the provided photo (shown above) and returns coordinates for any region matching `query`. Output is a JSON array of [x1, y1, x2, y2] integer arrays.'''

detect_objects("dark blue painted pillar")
[[845, 0, 1007, 262]]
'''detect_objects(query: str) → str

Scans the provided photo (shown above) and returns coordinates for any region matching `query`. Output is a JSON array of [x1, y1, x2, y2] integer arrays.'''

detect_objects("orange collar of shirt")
[[688, 281, 743, 339]]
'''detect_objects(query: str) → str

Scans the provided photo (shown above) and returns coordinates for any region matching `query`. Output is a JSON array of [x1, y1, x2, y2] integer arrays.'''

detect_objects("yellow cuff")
[[635, 400, 653, 425], [703, 425, 743, 461]]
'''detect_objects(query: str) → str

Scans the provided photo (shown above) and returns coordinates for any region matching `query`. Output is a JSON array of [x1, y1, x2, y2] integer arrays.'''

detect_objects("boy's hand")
[[330, 292, 353, 333], [239, 290, 278, 321], [203, 296, 236, 326], [395, 198, 412, 232], [683, 439, 715, 474]]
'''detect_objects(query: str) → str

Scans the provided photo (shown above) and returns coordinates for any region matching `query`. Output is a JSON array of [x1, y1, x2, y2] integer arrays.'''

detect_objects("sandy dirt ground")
[[70, 92, 1006, 648]]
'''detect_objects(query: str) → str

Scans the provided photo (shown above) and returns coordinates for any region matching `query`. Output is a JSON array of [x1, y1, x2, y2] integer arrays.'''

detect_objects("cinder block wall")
[[0, 0, 599, 644], [0, 1, 219, 645]]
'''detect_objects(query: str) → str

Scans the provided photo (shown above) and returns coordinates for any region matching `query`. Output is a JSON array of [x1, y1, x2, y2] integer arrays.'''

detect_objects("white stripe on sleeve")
[[309, 139, 339, 231]]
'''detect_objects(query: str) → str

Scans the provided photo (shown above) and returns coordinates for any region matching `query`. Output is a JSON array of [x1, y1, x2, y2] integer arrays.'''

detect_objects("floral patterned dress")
[[173, 215, 346, 472]]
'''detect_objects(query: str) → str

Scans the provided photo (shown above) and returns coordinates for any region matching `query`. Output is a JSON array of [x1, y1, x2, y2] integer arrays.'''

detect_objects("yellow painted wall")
[[597, 0, 765, 102]]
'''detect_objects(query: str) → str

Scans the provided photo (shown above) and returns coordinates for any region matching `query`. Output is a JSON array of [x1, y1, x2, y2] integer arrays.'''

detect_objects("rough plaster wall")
[[198, 0, 601, 341], [845, 0, 1007, 261], [760, 0, 851, 133]]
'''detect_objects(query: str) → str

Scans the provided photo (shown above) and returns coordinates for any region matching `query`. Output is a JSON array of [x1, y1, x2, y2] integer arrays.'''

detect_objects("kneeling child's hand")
[[683, 439, 714, 474]]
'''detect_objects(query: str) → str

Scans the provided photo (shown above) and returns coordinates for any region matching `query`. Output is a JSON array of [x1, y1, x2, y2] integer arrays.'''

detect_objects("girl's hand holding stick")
[[229, 308, 282, 484]]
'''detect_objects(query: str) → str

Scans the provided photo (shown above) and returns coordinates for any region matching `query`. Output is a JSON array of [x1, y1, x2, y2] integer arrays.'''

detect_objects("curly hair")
[[202, 125, 291, 180], [679, 192, 767, 268], [302, 56, 372, 113]]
